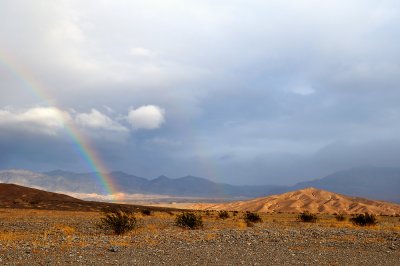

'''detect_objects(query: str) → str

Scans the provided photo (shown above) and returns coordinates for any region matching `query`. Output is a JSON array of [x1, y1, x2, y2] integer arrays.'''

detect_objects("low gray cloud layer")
[[1, 1, 400, 185]]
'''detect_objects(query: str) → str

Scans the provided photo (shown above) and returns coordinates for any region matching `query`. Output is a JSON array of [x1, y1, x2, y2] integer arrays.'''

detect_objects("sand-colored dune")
[[189, 187, 400, 215]]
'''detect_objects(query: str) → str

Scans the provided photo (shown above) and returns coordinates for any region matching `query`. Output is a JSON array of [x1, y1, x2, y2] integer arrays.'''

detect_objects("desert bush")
[[335, 212, 346, 222], [99, 209, 137, 235], [175, 212, 203, 229], [141, 209, 152, 216], [297, 211, 318, 223], [232, 211, 238, 216], [243, 211, 262, 226], [218, 211, 230, 219], [350, 213, 377, 226]]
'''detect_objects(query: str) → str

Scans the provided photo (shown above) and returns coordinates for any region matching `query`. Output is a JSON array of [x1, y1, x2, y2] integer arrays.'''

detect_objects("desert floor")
[[0, 208, 399, 265]]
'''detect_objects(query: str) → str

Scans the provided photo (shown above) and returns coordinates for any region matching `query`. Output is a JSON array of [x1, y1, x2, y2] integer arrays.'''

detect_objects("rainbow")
[[0, 50, 120, 200]]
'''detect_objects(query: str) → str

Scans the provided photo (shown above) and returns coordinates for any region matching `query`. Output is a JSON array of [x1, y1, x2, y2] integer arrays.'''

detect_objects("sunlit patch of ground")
[[0, 208, 399, 265]]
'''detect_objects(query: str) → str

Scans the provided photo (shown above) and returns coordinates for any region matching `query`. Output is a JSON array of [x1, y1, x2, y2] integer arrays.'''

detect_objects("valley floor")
[[0, 209, 399, 265]]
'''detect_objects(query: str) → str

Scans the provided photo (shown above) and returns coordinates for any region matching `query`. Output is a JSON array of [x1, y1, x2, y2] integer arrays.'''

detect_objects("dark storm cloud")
[[1, 0, 400, 184], [0, 129, 81, 170]]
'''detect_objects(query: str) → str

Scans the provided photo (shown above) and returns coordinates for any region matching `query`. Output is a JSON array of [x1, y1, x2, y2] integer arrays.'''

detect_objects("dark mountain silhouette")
[[0, 166, 399, 202], [292, 166, 400, 203], [0, 169, 286, 198]]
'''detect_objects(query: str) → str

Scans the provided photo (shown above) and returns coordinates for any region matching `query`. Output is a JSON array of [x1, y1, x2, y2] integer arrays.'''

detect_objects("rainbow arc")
[[0, 50, 119, 200]]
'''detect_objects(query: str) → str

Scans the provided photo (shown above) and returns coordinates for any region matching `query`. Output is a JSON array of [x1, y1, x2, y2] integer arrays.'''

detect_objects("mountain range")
[[0, 166, 399, 203], [0, 169, 287, 198]]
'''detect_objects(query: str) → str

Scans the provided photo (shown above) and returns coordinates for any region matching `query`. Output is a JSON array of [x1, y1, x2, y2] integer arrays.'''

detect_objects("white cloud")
[[129, 47, 154, 57], [75, 109, 128, 132], [127, 105, 165, 130], [0, 107, 70, 135], [0, 106, 130, 136]]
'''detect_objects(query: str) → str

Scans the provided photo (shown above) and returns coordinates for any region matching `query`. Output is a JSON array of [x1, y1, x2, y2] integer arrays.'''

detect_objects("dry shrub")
[[243, 211, 262, 226], [141, 209, 152, 216], [350, 213, 377, 226], [298, 211, 318, 223], [175, 212, 203, 229], [218, 211, 230, 219], [99, 209, 137, 235]]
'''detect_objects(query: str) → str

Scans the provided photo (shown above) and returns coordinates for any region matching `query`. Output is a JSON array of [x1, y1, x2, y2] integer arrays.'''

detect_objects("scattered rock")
[[109, 246, 119, 253]]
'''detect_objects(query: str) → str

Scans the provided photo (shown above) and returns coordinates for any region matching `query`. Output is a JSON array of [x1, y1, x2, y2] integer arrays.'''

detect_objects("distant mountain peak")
[[293, 166, 400, 202], [2, 166, 399, 202], [178, 175, 216, 182], [298, 187, 318, 191], [151, 175, 170, 181]]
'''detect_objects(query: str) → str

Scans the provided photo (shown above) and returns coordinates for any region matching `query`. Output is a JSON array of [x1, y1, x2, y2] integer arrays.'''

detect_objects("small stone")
[[109, 246, 119, 252]]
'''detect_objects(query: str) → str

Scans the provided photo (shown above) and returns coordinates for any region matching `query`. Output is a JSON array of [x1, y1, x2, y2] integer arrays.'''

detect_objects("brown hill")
[[0, 183, 176, 212], [189, 187, 400, 215], [0, 183, 83, 207]]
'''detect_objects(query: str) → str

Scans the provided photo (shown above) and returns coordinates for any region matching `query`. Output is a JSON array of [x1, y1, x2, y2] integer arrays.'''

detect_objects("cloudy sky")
[[1, 0, 400, 185]]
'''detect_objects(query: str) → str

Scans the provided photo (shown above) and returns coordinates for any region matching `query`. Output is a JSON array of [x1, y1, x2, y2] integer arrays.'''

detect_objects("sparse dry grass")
[[0, 208, 399, 250], [109, 237, 134, 247], [0, 231, 27, 242], [0, 208, 398, 265], [54, 224, 76, 235], [388, 225, 400, 231], [204, 232, 218, 240]]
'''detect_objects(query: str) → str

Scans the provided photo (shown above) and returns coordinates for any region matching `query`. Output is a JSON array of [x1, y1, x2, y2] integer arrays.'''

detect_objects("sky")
[[1, 0, 400, 185]]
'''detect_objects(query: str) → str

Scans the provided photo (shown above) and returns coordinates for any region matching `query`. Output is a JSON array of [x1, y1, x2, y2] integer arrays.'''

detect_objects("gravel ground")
[[0, 209, 399, 265]]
